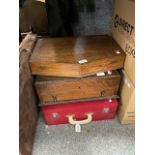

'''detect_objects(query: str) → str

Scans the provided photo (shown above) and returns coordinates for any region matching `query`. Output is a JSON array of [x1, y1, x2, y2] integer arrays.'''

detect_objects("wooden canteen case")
[[35, 71, 121, 105], [29, 35, 125, 77]]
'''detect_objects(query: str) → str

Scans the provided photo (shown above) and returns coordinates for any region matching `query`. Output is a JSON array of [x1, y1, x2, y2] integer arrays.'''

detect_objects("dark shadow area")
[[19, 0, 114, 37], [46, 0, 96, 37]]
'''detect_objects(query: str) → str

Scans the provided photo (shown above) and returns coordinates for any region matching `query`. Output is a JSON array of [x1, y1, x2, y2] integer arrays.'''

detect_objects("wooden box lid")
[[29, 35, 125, 77]]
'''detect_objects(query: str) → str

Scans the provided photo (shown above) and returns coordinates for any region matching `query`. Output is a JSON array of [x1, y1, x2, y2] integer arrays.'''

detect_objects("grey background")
[[72, 0, 115, 36]]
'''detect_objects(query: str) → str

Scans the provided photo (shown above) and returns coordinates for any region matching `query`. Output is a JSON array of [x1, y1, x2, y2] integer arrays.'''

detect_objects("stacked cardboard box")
[[119, 71, 135, 124], [112, 0, 135, 124]]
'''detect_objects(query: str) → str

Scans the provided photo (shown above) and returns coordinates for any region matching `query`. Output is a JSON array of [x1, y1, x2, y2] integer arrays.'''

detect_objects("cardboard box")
[[118, 70, 135, 124], [112, 0, 135, 86]]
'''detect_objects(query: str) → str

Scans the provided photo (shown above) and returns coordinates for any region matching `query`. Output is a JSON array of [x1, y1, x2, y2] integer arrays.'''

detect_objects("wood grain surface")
[[35, 71, 121, 105], [29, 35, 126, 77], [19, 34, 38, 155]]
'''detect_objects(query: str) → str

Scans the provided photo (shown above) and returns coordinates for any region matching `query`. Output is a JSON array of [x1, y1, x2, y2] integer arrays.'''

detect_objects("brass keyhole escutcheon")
[[100, 90, 106, 97], [52, 96, 57, 102]]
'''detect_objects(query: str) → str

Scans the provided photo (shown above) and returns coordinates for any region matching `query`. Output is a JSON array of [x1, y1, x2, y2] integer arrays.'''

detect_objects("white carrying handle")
[[66, 113, 93, 125]]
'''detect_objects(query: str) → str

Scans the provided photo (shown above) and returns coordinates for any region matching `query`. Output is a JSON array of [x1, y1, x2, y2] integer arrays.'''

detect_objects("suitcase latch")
[[102, 107, 110, 114], [51, 113, 59, 119]]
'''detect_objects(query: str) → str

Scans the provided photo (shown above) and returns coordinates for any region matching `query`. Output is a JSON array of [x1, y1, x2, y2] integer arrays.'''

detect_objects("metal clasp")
[[100, 90, 106, 97], [51, 113, 59, 119], [102, 107, 110, 114]]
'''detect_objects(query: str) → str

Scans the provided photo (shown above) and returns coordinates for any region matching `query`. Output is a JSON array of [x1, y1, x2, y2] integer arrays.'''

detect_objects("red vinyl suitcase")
[[42, 99, 118, 125]]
